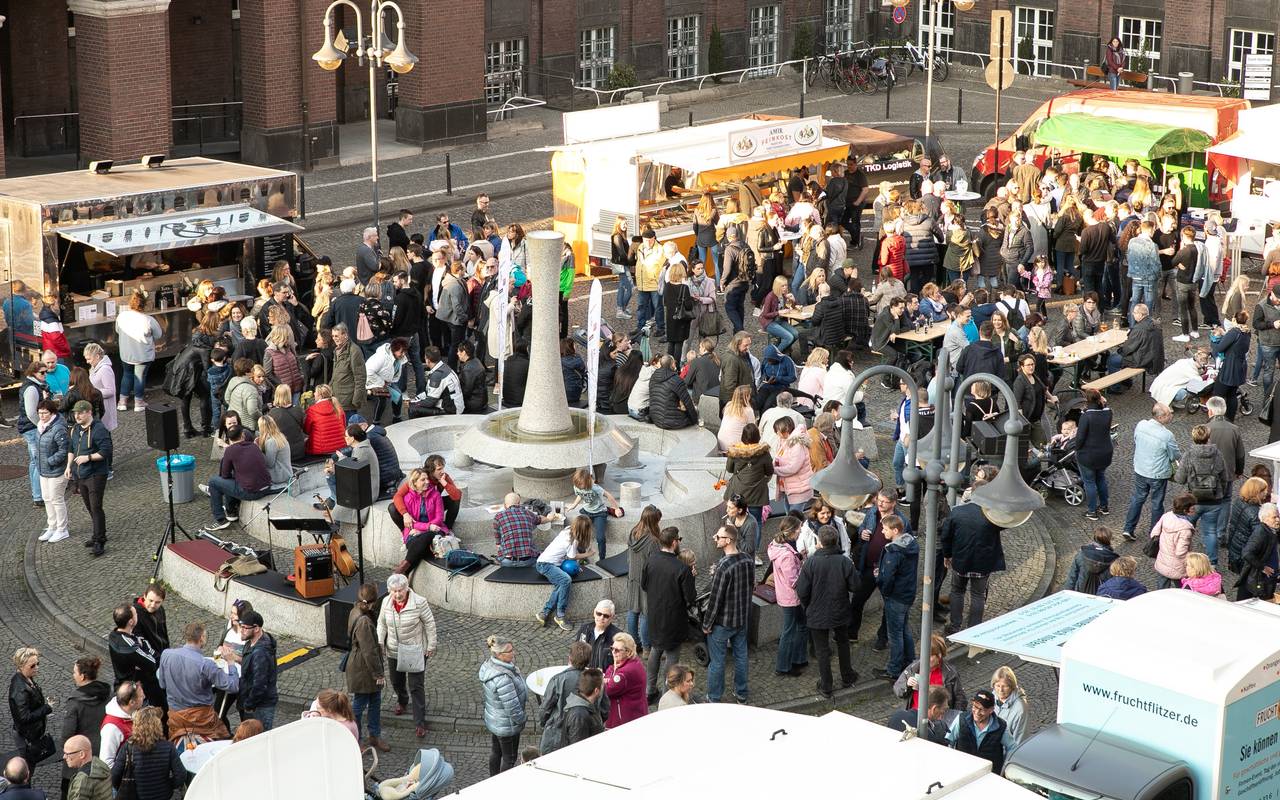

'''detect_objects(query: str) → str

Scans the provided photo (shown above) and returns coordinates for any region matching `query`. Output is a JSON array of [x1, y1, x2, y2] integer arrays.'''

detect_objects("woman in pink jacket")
[[1151, 493, 1197, 589], [772, 416, 814, 512], [399, 468, 448, 575], [603, 632, 647, 728], [768, 518, 807, 676]]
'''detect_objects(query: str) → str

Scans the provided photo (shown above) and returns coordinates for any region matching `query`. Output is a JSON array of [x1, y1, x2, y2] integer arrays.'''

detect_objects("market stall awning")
[[56, 204, 302, 257], [822, 124, 915, 160], [1034, 113, 1213, 160]]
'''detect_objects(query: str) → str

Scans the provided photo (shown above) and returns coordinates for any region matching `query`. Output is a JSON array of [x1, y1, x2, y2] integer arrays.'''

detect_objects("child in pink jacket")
[[1018, 255, 1054, 315]]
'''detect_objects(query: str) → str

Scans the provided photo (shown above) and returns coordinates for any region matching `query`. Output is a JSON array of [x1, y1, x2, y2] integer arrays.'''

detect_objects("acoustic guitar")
[[315, 494, 358, 578]]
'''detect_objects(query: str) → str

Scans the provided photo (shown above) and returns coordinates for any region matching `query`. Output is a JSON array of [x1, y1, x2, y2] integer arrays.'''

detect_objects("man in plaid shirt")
[[492, 492, 555, 567], [703, 523, 754, 703]]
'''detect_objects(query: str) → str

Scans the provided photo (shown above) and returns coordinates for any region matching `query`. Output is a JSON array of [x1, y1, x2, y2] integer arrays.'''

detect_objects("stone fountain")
[[454, 230, 632, 498]]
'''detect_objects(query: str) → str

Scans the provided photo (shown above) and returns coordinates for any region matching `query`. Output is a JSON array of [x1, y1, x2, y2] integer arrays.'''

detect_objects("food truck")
[[0, 157, 300, 378], [1207, 103, 1280, 255], [550, 104, 855, 274], [970, 88, 1248, 204], [951, 590, 1280, 800]]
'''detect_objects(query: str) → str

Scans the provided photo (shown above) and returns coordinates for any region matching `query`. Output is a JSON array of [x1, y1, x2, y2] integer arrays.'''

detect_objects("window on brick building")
[[748, 5, 780, 76], [579, 27, 616, 88], [232, 0, 240, 20], [1229, 29, 1274, 82], [825, 0, 855, 53], [668, 16, 700, 79], [486, 39, 526, 105], [916, 0, 955, 55], [1118, 17, 1162, 67], [1015, 7, 1054, 77]]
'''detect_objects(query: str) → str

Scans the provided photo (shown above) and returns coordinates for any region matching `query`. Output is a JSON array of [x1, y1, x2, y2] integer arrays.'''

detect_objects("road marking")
[[306, 170, 552, 216], [308, 146, 553, 190], [277, 647, 311, 666]]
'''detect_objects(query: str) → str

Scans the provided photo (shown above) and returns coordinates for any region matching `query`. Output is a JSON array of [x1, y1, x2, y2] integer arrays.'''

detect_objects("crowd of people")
[[10, 144, 1280, 793]]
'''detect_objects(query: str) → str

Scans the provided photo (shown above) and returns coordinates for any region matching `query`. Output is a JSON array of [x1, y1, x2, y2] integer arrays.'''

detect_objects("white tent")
[[1208, 104, 1280, 252]]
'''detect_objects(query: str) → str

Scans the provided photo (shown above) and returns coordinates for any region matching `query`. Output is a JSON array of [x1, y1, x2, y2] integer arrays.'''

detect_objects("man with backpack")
[[720, 225, 754, 334], [1173, 424, 1232, 567]]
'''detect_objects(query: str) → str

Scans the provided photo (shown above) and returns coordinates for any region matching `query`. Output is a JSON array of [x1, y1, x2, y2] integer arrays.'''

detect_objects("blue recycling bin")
[[156, 454, 196, 504]]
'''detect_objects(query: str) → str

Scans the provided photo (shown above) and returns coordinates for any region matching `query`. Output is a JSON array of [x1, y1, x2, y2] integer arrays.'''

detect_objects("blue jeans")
[[707, 623, 749, 702], [352, 690, 382, 738], [615, 267, 634, 313], [1054, 250, 1078, 285], [1130, 281, 1156, 322], [536, 560, 572, 617], [22, 429, 41, 501], [726, 285, 748, 332], [636, 290, 663, 335], [1108, 71, 1120, 90], [884, 598, 914, 676], [1079, 465, 1109, 514], [1192, 503, 1224, 566], [791, 259, 807, 295], [1259, 344, 1280, 401], [974, 274, 998, 291], [581, 509, 609, 558], [765, 321, 798, 352], [945, 269, 965, 286], [498, 556, 535, 568], [397, 333, 427, 398], [775, 605, 808, 673], [247, 704, 277, 730], [893, 440, 907, 489], [208, 475, 269, 521], [1123, 474, 1167, 536], [626, 610, 650, 649], [119, 362, 149, 401]]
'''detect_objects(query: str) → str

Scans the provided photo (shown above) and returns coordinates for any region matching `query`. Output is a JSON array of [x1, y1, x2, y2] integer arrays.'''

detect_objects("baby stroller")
[[1027, 396, 1091, 506], [1180, 382, 1254, 416], [369, 748, 453, 800], [688, 591, 711, 667]]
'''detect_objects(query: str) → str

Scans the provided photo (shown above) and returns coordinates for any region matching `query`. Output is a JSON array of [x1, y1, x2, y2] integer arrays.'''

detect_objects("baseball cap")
[[348, 414, 367, 425], [72, 400, 92, 414], [973, 689, 996, 709], [239, 610, 264, 628]]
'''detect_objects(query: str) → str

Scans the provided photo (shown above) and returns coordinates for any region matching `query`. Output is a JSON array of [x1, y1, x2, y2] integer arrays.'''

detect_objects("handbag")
[[698, 298, 726, 338], [396, 643, 426, 673], [115, 746, 138, 800], [214, 554, 268, 592], [672, 286, 694, 321], [23, 732, 55, 765], [1142, 532, 1160, 559], [1246, 569, 1278, 601], [1260, 381, 1277, 427]]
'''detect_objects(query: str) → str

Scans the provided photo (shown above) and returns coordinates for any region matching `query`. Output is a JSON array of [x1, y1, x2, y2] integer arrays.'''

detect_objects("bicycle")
[[805, 53, 841, 89], [852, 41, 895, 91], [894, 39, 949, 81]]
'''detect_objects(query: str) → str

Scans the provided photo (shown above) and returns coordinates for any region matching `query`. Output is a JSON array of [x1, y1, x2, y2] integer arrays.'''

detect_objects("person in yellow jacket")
[[633, 229, 667, 339]]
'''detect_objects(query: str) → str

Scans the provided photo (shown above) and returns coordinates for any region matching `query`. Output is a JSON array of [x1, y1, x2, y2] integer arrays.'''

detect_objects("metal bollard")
[[957, 88, 963, 126], [689, 111, 693, 127], [445, 153, 453, 195], [885, 78, 892, 119]]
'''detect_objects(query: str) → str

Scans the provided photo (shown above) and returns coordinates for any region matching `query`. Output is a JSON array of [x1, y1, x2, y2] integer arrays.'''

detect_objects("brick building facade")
[[0, 1, 1274, 178]]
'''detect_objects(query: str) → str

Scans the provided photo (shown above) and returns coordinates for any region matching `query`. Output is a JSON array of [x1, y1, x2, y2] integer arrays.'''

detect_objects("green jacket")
[[68, 757, 113, 800], [560, 250, 576, 300]]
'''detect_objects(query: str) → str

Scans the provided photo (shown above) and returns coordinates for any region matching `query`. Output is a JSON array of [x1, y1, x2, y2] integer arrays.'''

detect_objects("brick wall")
[[239, 0, 336, 130], [169, 0, 236, 106], [401, 0, 486, 108], [8, 3, 72, 116], [75, 11, 172, 162]]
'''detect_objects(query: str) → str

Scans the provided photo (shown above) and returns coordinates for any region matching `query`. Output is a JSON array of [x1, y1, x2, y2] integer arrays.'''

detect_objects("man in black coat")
[[940, 493, 1006, 634], [573, 600, 621, 669], [456, 341, 488, 413], [810, 283, 853, 354], [391, 271, 427, 398], [1107, 303, 1164, 377], [648, 356, 698, 430], [955, 321, 1004, 382], [886, 685, 953, 743], [500, 342, 530, 407], [641, 527, 696, 702], [796, 525, 860, 699]]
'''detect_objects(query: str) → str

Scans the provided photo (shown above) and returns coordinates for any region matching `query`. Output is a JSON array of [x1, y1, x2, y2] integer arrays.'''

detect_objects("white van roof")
[[450, 704, 1042, 799], [1062, 590, 1280, 700]]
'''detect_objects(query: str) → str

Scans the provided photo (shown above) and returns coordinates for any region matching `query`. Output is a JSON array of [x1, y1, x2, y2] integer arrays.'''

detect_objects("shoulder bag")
[[1142, 531, 1161, 559], [393, 604, 426, 673], [115, 746, 139, 800]]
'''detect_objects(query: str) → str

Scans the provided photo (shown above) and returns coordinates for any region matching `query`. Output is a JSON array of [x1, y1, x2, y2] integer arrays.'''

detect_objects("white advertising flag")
[[586, 278, 602, 464], [494, 260, 514, 412]]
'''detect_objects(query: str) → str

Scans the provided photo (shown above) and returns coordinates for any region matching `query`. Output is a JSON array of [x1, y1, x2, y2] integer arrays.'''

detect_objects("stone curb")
[[764, 516, 1058, 716]]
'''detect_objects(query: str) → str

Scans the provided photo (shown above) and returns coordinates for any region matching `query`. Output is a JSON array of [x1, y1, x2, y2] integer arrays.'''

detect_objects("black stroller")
[[689, 591, 711, 666], [1027, 395, 1119, 506]]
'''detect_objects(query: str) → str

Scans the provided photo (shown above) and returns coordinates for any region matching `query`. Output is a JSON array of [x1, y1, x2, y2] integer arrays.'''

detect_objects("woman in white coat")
[[83, 342, 118, 431], [114, 289, 162, 412]]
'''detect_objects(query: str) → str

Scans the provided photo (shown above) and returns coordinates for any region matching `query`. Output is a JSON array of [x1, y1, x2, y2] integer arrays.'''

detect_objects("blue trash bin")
[[157, 454, 196, 504]]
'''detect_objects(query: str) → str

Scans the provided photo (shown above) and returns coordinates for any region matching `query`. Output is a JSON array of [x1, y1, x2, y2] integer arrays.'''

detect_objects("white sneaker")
[[1171, 334, 1190, 343], [116, 401, 128, 411], [1190, 331, 1200, 339], [617, 310, 633, 319], [37, 530, 52, 542], [198, 483, 210, 496], [412, 392, 427, 403], [46, 530, 69, 543], [135, 400, 147, 412]]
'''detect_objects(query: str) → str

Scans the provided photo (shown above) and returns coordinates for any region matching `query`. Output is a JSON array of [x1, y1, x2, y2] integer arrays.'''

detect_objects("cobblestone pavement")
[[0, 70, 1270, 792]]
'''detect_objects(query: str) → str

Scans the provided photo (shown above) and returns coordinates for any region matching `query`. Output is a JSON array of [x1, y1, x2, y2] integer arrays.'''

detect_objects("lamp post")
[[312, 0, 418, 236], [893, 0, 974, 139], [812, 348, 1043, 737]]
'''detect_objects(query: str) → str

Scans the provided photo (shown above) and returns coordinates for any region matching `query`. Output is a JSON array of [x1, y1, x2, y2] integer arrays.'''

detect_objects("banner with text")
[[728, 117, 825, 165]]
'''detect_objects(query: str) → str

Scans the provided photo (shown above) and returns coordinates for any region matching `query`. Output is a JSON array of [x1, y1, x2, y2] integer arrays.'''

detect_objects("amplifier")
[[294, 545, 334, 599]]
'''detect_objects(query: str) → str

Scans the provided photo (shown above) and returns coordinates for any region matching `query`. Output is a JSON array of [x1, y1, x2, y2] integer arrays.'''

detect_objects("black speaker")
[[145, 404, 180, 451], [325, 580, 387, 650], [971, 420, 1034, 481], [334, 458, 372, 510]]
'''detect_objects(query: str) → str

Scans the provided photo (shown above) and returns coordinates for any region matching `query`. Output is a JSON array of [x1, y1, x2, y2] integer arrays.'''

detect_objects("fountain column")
[[517, 231, 573, 437]]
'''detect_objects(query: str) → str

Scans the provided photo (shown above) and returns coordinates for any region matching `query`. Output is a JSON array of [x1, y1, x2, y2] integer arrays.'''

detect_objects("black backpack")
[[996, 299, 1025, 332], [1184, 455, 1221, 502]]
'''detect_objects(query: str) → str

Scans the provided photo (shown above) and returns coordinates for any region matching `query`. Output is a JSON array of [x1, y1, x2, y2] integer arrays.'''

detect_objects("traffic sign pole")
[[995, 16, 1005, 175]]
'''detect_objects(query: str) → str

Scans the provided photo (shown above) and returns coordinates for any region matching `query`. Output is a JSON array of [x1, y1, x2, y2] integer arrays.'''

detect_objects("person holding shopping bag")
[[377, 573, 437, 739]]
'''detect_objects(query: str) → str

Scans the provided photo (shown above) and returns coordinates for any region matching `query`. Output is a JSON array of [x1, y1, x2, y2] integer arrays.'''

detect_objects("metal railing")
[[12, 112, 79, 157], [171, 101, 242, 154], [487, 95, 547, 122]]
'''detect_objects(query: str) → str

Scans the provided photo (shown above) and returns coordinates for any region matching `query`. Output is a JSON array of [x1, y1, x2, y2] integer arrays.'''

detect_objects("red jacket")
[[880, 234, 907, 281], [603, 656, 648, 728], [303, 398, 347, 456]]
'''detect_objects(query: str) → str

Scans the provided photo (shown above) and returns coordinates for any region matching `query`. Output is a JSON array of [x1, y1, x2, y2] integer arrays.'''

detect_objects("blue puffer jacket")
[[760, 345, 796, 386], [902, 213, 938, 269], [877, 532, 920, 604], [36, 417, 70, 478], [478, 657, 528, 737]]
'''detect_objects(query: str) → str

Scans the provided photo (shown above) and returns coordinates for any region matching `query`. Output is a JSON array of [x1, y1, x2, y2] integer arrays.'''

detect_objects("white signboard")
[[727, 117, 824, 165], [1244, 53, 1273, 101], [586, 278, 602, 463], [563, 102, 661, 145]]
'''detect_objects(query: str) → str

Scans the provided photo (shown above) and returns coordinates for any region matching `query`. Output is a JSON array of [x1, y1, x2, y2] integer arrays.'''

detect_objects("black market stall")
[[0, 157, 300, 378]]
